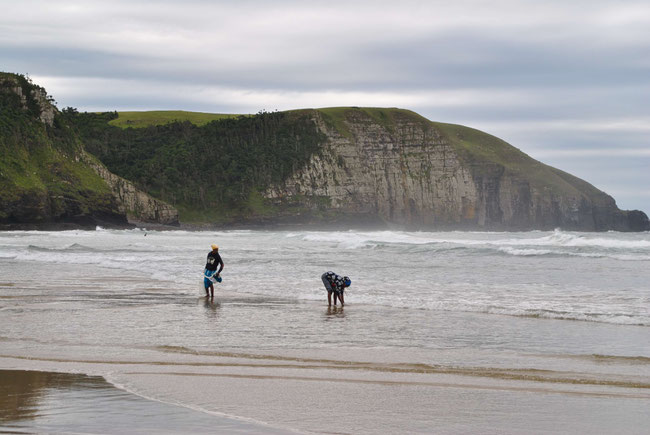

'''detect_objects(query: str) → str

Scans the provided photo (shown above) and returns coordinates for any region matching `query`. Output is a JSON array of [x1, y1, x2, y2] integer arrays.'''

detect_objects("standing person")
[[204, 244, 224, 298], [321, 271, 351, 306]]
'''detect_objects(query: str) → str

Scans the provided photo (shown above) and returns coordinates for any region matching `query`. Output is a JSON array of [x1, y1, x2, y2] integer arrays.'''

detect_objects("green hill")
[[430, 121, 613, 206], [0, 73, 127, 228]]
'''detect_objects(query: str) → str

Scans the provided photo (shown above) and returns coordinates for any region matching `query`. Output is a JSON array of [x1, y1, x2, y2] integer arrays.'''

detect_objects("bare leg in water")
[[205, 282, 214, 298]]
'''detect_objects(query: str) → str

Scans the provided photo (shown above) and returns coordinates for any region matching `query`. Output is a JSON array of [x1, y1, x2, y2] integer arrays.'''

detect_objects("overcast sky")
[[2, 0, 649, 212]]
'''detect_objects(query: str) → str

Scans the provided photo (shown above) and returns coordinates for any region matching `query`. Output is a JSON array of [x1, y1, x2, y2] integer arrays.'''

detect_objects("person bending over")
[[204, 244, 224, 298], [321, 271, 351, 306]]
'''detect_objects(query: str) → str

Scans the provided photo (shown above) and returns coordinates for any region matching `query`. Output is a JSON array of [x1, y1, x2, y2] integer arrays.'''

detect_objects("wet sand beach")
[[2, 344, 649, 434]]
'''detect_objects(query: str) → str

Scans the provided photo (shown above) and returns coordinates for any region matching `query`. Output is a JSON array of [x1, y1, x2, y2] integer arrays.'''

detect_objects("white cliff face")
[[83, 155, 179, 225], [265, 109, 646, 231], [266, 111, 480, 227], [0, 76, 56, 126], [32, 88, 56, 126]]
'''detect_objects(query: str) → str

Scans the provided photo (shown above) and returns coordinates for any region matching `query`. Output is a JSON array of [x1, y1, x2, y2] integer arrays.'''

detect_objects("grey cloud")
[[3, 2, 649, 93]]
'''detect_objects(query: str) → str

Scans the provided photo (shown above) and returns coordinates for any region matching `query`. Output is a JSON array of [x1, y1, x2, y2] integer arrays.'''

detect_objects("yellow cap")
[[211, 244, 219, 250]]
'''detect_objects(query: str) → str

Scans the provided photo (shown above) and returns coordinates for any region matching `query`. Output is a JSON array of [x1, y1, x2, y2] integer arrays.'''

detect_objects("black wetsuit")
[[205, 251, 223, 272]]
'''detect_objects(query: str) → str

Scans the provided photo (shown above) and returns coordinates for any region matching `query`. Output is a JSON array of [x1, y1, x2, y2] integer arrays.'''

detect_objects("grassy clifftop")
[[108, 110, 242, 128], [109, 107, 429, 134], [312, 107, 430, 138]]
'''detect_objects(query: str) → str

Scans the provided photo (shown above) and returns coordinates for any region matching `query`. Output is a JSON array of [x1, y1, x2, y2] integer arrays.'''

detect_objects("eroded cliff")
[[83, 155, 179, 225], [265, 108, 649, 231]]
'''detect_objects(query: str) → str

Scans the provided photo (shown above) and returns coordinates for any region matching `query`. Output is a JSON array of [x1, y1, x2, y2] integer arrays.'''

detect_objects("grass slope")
[[0, 73, 119, 224], [108, 110, 244, 128], [313, 107, 429, 138], [431, 121, 610, 203]]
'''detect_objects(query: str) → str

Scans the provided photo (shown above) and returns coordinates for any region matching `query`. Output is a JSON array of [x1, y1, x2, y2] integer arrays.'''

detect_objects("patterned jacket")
[[324, 271, 346, 293]]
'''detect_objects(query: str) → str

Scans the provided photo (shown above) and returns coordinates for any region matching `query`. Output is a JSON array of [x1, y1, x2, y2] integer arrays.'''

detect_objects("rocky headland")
[[265, 108, 649, 231], [1, 73, 647, 231]]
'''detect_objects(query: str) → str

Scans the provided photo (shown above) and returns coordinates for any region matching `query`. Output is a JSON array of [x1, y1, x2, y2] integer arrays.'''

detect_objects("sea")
[[0, 228, 649, 434]]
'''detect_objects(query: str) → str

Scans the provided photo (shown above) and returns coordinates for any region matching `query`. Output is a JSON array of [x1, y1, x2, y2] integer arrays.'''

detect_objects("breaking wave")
[[295, 229, 650, 261]]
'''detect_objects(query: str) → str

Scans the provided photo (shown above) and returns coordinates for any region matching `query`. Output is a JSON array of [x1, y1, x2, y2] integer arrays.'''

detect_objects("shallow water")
[[0, 229, 649, 433]]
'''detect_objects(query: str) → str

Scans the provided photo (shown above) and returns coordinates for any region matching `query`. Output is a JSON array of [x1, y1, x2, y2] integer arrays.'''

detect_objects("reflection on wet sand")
[[0, 369, 289, 434], [0, 370, 77, 423], [325, 306, 345, 318], [203, 297, 221, 312]]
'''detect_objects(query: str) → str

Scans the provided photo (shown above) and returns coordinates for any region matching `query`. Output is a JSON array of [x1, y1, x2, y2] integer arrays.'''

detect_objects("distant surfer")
[[204, 244, 224, 298], [321, 271, 351, 307]]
